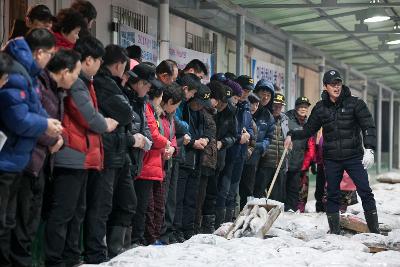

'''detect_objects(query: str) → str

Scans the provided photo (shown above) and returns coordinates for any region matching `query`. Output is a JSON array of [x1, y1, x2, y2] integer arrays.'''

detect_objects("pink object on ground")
[[340, 171, 357, 191]]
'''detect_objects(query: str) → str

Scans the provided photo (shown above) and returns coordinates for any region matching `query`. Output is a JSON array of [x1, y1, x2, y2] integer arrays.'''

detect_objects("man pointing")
[[284, 70, 379, 235]]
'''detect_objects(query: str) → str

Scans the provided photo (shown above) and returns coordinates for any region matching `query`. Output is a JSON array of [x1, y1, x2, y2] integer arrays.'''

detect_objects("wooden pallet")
[[224, 204, 281, 239]]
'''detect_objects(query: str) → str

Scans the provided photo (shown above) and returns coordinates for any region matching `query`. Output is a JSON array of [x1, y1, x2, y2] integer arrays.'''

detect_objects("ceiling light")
[[356, 8, 390, 23], [365, 16, 390, 23], [387, 39, 400, 45]]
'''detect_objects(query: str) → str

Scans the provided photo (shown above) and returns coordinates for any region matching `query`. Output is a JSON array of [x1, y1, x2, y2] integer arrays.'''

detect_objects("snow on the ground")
[[84, 183, 400, 267]]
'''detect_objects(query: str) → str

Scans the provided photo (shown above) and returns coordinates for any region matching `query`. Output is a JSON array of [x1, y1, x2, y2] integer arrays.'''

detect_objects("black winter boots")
[[201, 215, 216, 234], [327, 212, 341, 235], [365, 209, 380, 234], [107, 226, 126, 258], [224, 208, 234, 223], [214, 208, 226, 229]]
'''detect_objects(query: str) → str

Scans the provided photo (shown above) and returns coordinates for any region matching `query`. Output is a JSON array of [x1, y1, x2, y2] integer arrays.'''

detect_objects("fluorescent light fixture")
[[387, 39, 400, 45], [364, 16, 390, 23], [356, 8, 390, 23]]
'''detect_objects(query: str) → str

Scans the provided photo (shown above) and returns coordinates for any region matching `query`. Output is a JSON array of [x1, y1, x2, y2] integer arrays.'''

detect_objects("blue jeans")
[[216, 154, 246, 210], [324, 156, 376, 213]]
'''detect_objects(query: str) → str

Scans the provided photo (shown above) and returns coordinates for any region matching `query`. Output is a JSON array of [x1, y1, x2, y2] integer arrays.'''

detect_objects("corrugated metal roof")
[[232, 0, 400, 89]]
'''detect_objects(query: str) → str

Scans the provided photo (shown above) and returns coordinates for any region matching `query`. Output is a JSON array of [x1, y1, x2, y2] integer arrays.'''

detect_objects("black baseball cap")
[[210, 73, 227, 82], [295, 96, 311, 107], [273, 93, 286, 105], [236, 75, 255, 91], [194, 84, 212, 108], [323, 70, 343, 85], [128, 63, 158, 87], [27, 5, 56, 22]]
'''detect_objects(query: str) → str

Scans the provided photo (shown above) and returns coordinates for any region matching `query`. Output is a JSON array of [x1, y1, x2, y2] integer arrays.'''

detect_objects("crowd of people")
[[0, 1, 380, 267]]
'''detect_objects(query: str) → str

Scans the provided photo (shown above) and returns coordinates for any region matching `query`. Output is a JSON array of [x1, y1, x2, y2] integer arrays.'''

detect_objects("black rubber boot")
[[326, 212, 341, 235], [214, 208, 226, 229], [224, 208, 235, 223], [364, 209, 380, 234], [315, 202, 326, 212], [123, 226, 132, 249], [173, 230, 186, 243], [107, 226, 126, 258], [200, 215, 216, 234]]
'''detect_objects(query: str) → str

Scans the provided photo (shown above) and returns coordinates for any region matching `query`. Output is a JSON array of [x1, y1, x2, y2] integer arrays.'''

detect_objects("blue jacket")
[[247, 108, 275, 165], [0, 38, 48, 172], [175, 101, 190, 135], [227, 100, 254, 159]]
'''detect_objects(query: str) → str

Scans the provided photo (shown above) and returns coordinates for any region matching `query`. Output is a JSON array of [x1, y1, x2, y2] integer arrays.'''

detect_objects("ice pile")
[[83, 182, 400, 267], [92, 234, 400, 267]]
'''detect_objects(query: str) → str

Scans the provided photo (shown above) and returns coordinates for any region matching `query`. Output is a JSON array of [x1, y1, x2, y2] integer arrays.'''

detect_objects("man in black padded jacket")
[[285, 70, 379, 235]]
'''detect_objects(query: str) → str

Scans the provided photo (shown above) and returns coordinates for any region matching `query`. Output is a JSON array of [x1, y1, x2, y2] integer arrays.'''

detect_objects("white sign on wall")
[[251, 58, 297, 108], [119, 24, 158, 64], [169, 44, 212, 81], [251, 58, 285, 89]]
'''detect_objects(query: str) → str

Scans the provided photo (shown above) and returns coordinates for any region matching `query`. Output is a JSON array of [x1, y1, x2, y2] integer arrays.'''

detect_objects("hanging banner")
[[169, 44, 212, 81], [251, 58, 285, 90], [119, 24, 158, 64], [251, 58, 297, 108]]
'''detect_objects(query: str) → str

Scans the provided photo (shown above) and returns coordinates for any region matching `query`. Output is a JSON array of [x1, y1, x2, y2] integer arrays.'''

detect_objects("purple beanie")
[[224, 79, 243, 97]]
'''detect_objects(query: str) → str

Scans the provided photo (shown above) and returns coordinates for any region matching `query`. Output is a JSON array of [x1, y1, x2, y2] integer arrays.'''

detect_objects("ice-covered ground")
[[84, 182, 400, 267]]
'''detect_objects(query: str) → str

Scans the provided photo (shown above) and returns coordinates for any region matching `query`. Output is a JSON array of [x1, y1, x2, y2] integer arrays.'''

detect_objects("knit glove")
[[362, 149, 374, 170]]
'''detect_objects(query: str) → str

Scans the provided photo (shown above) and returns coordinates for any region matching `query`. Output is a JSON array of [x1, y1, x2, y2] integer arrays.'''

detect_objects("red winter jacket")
[[54, 75, 108, 170], [136, 103, 169, 181], [301, 137, 316, 171]]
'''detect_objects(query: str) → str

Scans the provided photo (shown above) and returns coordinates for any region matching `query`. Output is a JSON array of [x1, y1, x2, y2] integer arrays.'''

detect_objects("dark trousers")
[[83, 169, 115, 264], [285, 170, 301, 211], [44, 168, 87, 267], [195, 174, 209, 229], [239, 163, 257, 209], [144, 180, 165, 244], [159, 160, 178, 243], [324, 156, 376, 213], [216, 155, 245, 210], [108, 158, 137, 228], [131, 179, 153, 244], [174, 168, 200, 233], [0, 172, 20, 267], [202, 170, 219, 216], [254, 166, 286, 202], [10, 170, 45, 267], [315, 164, 326, 207]]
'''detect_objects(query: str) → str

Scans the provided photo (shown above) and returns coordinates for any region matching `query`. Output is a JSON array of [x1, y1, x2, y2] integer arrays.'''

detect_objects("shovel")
[[265, 147, 288, 200]]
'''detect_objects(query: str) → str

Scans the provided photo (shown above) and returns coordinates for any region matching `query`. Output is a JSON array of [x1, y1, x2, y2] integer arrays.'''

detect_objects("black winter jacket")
[[94, 66, 134, 169], [286, 109, 309, 171], [123, 87, 152, 176], [215, 102, 237, 171], [181, 102, 206, 170], [289, 86, 376, 160]]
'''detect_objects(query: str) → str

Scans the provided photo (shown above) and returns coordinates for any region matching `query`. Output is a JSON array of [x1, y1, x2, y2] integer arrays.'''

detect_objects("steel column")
[[236, 14, 245, 76], [159, 0, 170, 61]]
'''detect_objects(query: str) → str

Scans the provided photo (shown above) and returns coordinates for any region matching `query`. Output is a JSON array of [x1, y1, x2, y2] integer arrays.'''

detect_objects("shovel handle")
[[265, 147, 288, 199]]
